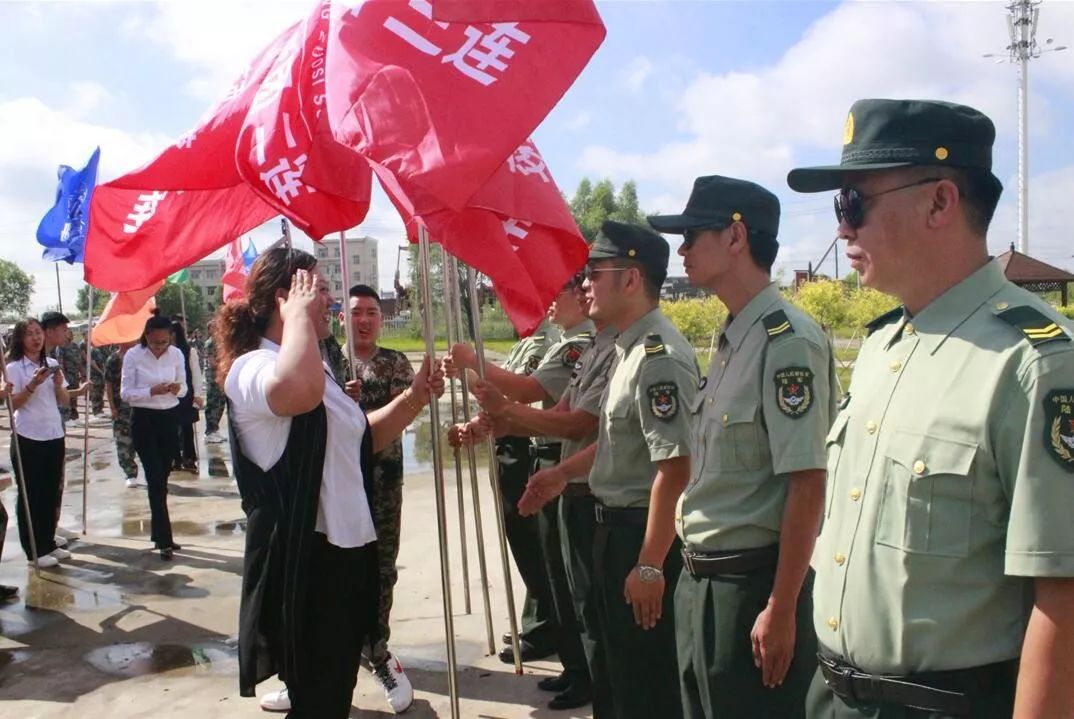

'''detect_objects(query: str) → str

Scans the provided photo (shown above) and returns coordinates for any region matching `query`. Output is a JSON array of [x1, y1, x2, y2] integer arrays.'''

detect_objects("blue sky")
[[2, 0, 1073, 313]]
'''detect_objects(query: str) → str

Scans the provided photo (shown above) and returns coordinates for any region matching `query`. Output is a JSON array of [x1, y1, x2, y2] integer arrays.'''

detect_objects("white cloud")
[[566, 111, 592, 131], [67, 81, 114, 120], [622, 56, 653, 93]]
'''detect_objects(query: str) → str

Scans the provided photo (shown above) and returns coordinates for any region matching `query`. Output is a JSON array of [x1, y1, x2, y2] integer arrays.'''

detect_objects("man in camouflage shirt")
[[202, 333, 227, 444], [89, 344, 110, 415]]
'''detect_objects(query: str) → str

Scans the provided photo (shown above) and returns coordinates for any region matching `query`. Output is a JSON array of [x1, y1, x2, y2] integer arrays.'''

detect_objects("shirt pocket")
[[714, 398, 762, 472], [875, 430, 978, 558], [824, 412, 850, 518]]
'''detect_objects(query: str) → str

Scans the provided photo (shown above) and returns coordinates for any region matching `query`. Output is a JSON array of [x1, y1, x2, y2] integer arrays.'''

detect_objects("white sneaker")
[[53, 535, 68, 548], [48, 548, 72, 561], [259, 687, 290, 713], [205, 431, 226, 444], [372, 654, 414, 713], [33, 555, 60, 568]]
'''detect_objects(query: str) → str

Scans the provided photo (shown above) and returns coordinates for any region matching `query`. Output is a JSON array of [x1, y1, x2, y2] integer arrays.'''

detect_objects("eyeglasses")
[[834, 178, 942, 229], [583, 265, 632, 281]]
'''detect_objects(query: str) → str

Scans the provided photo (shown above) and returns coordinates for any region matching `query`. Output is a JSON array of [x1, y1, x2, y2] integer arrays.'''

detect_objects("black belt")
[[593, 503, 648, 527], [528, 443, 562, 461], [681, 545, 778, 577], [818, 654, 1017, 716], [562, 483, 592, 498]]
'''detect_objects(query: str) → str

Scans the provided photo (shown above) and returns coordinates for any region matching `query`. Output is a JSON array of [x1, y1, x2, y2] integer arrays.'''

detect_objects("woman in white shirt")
[[216, 247, 442, 718], [4, 318, 71, 569], [120, 314, 187, 560]]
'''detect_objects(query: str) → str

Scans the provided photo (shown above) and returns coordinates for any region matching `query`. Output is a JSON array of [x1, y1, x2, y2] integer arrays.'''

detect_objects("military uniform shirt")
[[353, 347, 414, 466], [532, 319, 596, 405], [677, 284, 836, 552], [104, 352, 131, 416], [814, 260, 1074, 675], [501, 318, 560, 376], [589, 309, 699, 508], [561, 325, 618, 482]]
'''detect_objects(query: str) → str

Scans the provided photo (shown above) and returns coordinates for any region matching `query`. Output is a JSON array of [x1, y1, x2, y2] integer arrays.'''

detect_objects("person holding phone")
[[121, 314, 187, 560]]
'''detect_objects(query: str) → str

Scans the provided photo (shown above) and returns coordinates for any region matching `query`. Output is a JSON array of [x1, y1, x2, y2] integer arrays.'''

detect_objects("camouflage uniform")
[[51, 343, 83, 421], [321, 335, 348, 389], [202, 338, 226, 435], [104, 351, 138, 479], [89, 345, 109, 415], [351, 347, 415, 666]]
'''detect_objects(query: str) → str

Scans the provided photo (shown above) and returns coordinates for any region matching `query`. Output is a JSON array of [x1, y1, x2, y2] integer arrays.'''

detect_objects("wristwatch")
[[635, 564, 664, 583]]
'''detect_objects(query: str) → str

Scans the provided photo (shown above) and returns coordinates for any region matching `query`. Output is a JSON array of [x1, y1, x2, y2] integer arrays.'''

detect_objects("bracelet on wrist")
[[403, 389, 422, 413]]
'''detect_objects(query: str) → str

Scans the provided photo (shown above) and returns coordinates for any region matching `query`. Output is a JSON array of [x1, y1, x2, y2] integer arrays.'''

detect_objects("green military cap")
[[590, 220, 670, 285], [787, 98, 1003, 196], [647, 175, 780, 237]]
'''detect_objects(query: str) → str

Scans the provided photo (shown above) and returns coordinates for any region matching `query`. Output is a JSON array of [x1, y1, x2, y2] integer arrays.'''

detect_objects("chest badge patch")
[[1044, 390, 1074, 471], [563, 343, 584, 367], [647, 382, 679, 421], [774, 367, 814, 419]]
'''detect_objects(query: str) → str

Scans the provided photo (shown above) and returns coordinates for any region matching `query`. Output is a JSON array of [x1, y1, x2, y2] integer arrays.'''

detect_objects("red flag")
[[317, 0, 605, 212], [237, 0, 372, 239], [92, 281, 163, 346], [221, 238, 248, 302], [377, 139, 587, 336]]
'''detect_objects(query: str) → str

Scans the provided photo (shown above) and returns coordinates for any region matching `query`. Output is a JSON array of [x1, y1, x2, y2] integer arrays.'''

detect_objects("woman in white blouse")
[[120, 313, 187, 560], [4, 318, 71, 569], [215, 248, 442, 718]]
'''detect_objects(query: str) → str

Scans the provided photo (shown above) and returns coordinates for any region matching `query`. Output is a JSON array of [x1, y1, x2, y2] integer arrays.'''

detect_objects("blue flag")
[[36, 146, 100, 265], [242, 238, 258, 270]]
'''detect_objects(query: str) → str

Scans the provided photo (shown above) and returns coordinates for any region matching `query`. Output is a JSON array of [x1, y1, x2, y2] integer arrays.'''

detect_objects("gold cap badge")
[[628, 249, 636, 257], [935, 147, 949, 161], [731, 212, 742, 222], [843, 112, 855, 146]]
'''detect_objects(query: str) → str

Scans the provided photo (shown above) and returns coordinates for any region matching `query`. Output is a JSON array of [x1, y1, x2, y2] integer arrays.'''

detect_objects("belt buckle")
[[682, 551, 696, 575], [594, 504, 604, 524], [823, 659, 858, 703]]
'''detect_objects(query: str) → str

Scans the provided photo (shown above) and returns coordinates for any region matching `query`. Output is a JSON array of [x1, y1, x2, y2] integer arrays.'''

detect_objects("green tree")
[[0, 259, 34, 320], [662, 296, 729, 345], [76, 284, 109, 316], [155, 282, 207, 330], [791, 280, 849, 331], [844, 287, 899, 332], [570, 178, 593, 221], [569, 177, 646, 242], [611, 180, 645, 225]]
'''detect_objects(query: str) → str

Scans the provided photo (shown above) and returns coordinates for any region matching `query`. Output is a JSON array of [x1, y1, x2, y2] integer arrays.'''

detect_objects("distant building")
[[661, 276, 705, 300], [188, 258, 225, 302], [313, 235, 380, 295]]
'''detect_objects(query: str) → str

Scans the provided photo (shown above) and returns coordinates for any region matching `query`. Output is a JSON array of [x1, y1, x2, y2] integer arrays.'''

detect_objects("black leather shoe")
[[0, 584, 19, 601], [501, 631, 513, 645], [498, 640, 555, 664], [160, 547, 174, 561], [537, 672, 570, 692], [548, 684, 592, 711]]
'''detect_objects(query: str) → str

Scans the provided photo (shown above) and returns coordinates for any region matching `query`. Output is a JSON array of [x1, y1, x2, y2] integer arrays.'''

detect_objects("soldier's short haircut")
[[349, 284, 382, 308]]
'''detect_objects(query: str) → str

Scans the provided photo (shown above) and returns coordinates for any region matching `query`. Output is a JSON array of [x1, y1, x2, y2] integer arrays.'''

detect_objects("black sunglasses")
[[682, 226, 724, 249], [834, 178, 943, 229]]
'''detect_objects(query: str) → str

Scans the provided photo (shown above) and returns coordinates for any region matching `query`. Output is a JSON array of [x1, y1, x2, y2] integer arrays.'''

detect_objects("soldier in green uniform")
[[523, 221, 699, 719], [104, 342, 140, 486], [649, 176, 834, 718], [453, 274, 596, 709], [89, 344, 109, 416], [788, 99, 1074, 718], [202, 333, 227, 444]]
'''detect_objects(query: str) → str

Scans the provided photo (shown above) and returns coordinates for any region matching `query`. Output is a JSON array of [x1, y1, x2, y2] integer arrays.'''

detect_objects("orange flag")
[[91, 281, 163, 346]]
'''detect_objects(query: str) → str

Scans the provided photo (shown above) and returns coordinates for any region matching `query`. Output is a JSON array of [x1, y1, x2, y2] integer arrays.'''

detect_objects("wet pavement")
[[0, 411, 592, 718]]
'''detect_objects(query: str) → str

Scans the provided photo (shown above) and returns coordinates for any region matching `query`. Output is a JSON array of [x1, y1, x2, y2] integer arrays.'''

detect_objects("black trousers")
[[131, 407, 177, 547], [287, 533, 377, 719], [539, 495, 591, 688], [176, 421, 197, 465], [593, 520, 684, 719], [10, 435, 64, 560]]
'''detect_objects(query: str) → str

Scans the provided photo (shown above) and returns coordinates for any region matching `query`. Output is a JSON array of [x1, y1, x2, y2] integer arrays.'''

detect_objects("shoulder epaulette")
[[575, 331, 594, 340], [865, 306, 904, 336], [531, 333, 546, 342], [762, 310, 795, 340], [643, 333, 667, 356], [995, 305, 1071, 347]]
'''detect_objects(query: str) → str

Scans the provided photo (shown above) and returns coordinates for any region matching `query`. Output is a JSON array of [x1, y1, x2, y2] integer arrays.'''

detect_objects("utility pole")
[[983, 1, 1067, 255]]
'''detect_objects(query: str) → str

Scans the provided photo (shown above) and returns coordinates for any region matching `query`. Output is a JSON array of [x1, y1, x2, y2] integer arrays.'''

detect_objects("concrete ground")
[[0, 405, 592, 718]]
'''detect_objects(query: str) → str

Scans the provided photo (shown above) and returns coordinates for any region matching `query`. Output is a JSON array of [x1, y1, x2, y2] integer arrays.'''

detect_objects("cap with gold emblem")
[[647, 175, 780, 237], [589, 220, 670, 285], [787, 98, 1003, 196]]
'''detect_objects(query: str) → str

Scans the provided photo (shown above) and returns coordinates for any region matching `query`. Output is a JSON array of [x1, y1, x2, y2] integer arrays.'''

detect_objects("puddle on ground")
[[83, 641, 237, 678], [121, 519, 245, 539], [206, 457, 230, 478]]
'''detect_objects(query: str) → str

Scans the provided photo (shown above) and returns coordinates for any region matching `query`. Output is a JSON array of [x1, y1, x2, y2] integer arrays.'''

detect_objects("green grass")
[[379, 337, 516, 355]]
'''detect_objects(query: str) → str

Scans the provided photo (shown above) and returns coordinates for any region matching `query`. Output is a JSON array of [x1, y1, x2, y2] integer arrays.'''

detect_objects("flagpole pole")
[[0, 334, 41, 577], [417, 227, 461, 718], [81, 287, 94, 535], [441, 252, 472, 616], [56, 265, 63, 313], [448, 253, 496, 653], [281, 219, 292, 250], [178, 284, 188, 327], [465, 263, 524, 675], [337, 232, 356, 382]]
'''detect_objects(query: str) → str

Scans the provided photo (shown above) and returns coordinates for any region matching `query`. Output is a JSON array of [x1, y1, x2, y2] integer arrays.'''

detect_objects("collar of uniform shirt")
[[886, 260, 1008, 356], [614, 307, 664, 352], [719, 282, 782, 351]]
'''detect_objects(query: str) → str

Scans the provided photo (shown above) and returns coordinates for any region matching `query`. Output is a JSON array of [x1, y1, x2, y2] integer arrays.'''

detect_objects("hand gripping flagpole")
[[417, 227, 460, 718], [82, 288, 94, 535], [0, 333, 41, 576], [465, 264, 523, 675], [447, 253, 495, 653], [336, 232, 357, 382], [440, 252, 472, 615]]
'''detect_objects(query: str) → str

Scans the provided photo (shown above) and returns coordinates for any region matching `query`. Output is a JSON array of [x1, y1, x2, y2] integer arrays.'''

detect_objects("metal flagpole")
[[448, 253, 495, 653], [417, 227, 460, 718], [56, 265, 63, 313], [465, 264, 523, 675], [178, 285, 188, 327], [81, 288, 94, 535], [0, 333, 41, 577], [337, 232, 357, 382], [441, 252, 472, 615]]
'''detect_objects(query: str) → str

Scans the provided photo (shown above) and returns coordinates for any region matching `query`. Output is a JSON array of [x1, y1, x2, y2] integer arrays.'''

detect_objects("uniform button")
[[720, 360, 726, 368], [850, 487, 861, 501], [995, 301, 1009, 311], [904, 323, 915, 336], [722, 414, 729, 425], [913, 460, 926, 475], [827, 617, 839, 630], [707, 398, 714, 405], [866, 420, 877, 434], [834, 552, 846, 566], [889, 361, 901, 372]]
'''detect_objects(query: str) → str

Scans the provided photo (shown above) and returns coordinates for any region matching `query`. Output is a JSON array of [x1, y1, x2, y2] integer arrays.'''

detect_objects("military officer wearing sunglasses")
[[522, 220, 699, 719], [647, 176, 834, 719], [788, 99, 1074, 718]]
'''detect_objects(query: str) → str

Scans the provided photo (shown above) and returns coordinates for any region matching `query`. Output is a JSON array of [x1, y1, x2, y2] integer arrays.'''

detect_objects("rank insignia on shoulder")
[[762, 310, 794, 340], [644, 334, 667, 356], [647, 382, 679, 420], [996, 306, 1071, 347], [773, 367, 814, 419], [532, 333, 546, 343], [1043, 390, 1074, 472], [562, 342, 585, 367]]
